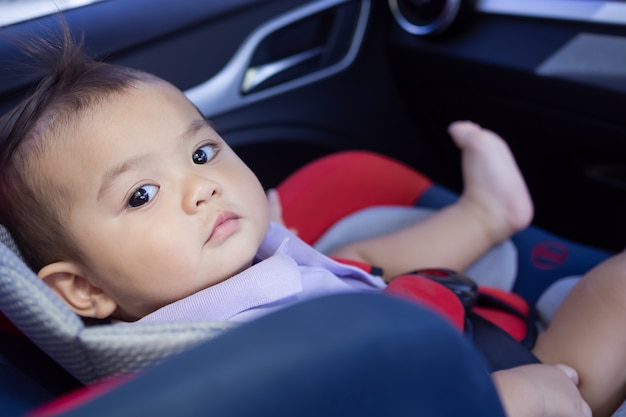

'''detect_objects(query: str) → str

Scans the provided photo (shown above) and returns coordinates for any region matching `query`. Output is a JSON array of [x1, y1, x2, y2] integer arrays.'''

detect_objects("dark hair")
[[0, 25, 157, 271]]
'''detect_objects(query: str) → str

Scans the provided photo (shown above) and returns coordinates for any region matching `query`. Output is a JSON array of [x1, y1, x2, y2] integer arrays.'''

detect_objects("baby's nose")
[[182, 175, 220, 213]]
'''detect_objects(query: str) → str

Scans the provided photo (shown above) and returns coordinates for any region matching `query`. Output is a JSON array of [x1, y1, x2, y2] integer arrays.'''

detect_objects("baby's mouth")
[[206, 212, 240, 243]]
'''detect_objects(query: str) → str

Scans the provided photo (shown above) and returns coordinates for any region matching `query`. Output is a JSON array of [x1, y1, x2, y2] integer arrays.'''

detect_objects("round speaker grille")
[[389, 0, 462, 36]]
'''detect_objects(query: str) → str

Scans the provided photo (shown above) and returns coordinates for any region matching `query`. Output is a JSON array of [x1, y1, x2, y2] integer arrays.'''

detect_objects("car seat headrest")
[[0, 225, 22, 261], [0, 225, 234, 383]]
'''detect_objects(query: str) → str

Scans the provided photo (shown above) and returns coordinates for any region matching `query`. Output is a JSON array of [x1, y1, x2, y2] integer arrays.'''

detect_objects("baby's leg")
[[532, 250, 626, 417], [448, 121, 534, 244], [329, 121, 534, 279]]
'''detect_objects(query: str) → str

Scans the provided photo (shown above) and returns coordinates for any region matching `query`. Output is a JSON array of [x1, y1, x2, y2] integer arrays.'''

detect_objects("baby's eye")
[[192, 144, 217, 165], [128, 185, 159, 208]]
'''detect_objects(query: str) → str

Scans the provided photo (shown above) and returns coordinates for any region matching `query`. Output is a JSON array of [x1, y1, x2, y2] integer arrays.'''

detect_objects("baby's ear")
[[38, 262, 117, 319]]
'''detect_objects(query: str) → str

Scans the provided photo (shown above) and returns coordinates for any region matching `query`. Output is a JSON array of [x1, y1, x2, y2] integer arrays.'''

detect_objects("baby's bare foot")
[[448, 121, 534, 244]]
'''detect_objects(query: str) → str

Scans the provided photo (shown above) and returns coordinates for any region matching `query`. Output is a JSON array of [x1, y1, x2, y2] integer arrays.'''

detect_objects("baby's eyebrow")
[[97, 154, 150, 202], [180, 118, 214, 142]]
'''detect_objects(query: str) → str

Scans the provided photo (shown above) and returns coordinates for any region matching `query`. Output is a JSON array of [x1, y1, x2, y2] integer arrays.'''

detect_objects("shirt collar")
[[139, 239, 302, 323]]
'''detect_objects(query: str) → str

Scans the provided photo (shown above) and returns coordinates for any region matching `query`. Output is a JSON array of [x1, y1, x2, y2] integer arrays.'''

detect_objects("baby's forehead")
[[40, 78, 206, 163], [37, 82, 142, 142], [51, 80, 166, 133], [45, 79, 205, 160]]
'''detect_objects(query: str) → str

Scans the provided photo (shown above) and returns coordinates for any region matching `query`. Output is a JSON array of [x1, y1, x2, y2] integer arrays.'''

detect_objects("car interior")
[[1, 0, 626, 415]]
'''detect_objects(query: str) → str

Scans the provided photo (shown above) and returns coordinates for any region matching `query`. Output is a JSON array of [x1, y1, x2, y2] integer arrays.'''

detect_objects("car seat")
[[0, 150, 611, 416], [275, 150, 611, 305]]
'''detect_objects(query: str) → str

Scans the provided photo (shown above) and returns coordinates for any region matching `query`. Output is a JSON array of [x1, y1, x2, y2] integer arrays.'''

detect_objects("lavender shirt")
[[139, 222, 386, 323]]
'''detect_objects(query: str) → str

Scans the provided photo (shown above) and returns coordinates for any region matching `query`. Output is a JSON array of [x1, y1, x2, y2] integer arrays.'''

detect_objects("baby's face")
[[49, 81, 270, 320]]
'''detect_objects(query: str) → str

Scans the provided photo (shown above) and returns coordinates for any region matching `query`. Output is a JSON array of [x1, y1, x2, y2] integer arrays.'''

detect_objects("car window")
[[0, 0, 106, 28]]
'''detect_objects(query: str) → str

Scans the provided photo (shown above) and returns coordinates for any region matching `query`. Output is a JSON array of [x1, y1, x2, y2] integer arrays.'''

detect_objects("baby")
[[2, 30, 626, 417]]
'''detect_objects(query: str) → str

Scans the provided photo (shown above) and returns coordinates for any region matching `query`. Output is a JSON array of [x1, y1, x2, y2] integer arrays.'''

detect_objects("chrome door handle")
[[242, 46, 326, 94], [185, 0, 370, 118]]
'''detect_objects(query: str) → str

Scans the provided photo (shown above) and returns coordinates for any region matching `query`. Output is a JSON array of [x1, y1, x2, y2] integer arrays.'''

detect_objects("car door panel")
[[385, 3, 626, 252], [0, 0, 314, 105]]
